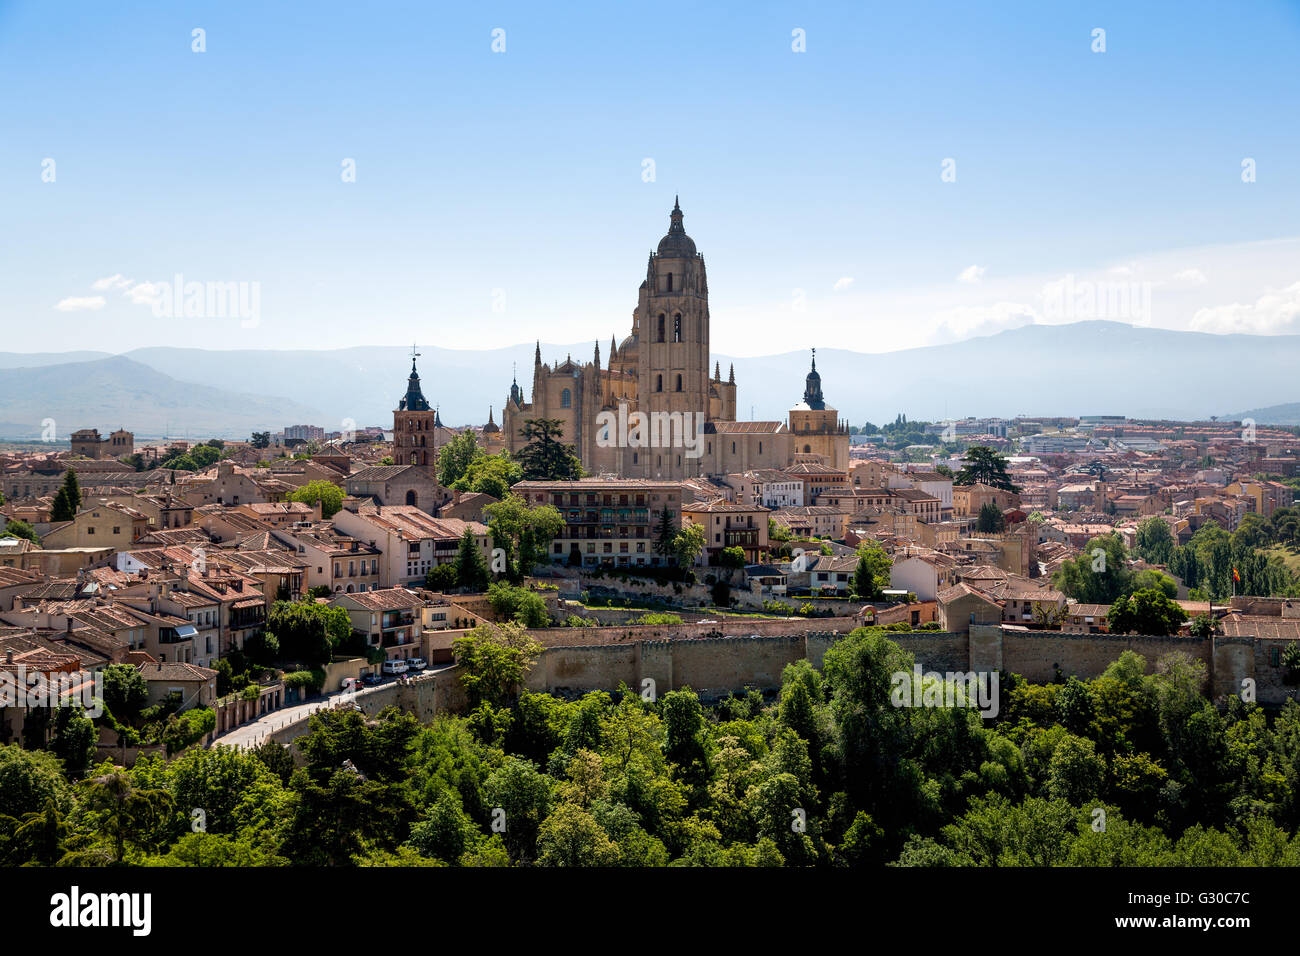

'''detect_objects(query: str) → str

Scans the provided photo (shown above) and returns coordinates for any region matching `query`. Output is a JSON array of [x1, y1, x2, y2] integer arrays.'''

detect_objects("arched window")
[[656, 314, 665, 342], [561, 388, 572, 408], [405, 489, 418, 507], [656, 375, 663, 392], [667, 273, 673, 292], [803, 445, 811, 453], [673, 315, 682, 342], [675, 374, 683, 392]]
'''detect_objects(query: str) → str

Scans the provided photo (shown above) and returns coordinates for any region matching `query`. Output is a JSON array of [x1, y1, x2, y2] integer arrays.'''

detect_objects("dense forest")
[[3, 626, 1300, 866]]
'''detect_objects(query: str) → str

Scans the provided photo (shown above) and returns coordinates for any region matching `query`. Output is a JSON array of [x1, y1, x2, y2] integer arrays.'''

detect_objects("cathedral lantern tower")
[[636, 197, 711, 432]]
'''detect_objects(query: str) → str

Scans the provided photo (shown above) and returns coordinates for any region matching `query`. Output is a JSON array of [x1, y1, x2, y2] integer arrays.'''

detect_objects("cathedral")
[[478, 198, 849, 478]]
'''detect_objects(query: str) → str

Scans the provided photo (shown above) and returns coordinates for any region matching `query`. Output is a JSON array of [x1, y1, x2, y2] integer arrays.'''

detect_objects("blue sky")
[[2, 0, 1298, 355]]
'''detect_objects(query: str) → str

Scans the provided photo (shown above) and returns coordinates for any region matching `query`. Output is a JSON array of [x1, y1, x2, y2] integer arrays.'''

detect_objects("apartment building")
[[511, 478, 682, 569]]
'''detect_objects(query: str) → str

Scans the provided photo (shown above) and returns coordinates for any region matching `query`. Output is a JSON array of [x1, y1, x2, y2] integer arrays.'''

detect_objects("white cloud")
[[957, 265, 986, 284], [55, 296, 106, 312], [126, 281, 162, 306], [832, 276, 854, 292], [930, 301, 1036, 341], [1173, 268, 1208, 285], [1188, 280, 1300, 335], [91, 273, 132, 291]]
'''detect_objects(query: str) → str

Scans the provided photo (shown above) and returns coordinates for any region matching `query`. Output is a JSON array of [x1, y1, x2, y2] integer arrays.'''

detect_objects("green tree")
[[484, 757, 552, 862], [49, 708, 97, 780], [672, 522, 706, 570], [0, 746, 72, 819], [484, 494, 563, 583], [102, 663, 149, 723], [976, 502, 1006, 533], [3, 519, 38, 544], [267, 600, 350, 666], [487, 582, 551, 628], [50, 487, 75, 523], [250, 431, 271, 448], [82, 770, 174, 862], [1108, 588, 1188, 636], [457, 453, 522, 500], [851, 542, 890, 601], [1052, 533, 1131, 604], [455, 528, 491, 592], [453, 622, 543, 712], [438, 430, 482, 488], [287, 479, 344, 519], [514, 418, 583, 481], [1136, 516, 1175, 564], [425, 562, 459, 591], [536, 803, 621, 866], [652, 507, 677, 560], [61, 469, 82, 512], [953, 446, 1019, 492], [718, 545, 746, 569], [407, 790, 478, 863]]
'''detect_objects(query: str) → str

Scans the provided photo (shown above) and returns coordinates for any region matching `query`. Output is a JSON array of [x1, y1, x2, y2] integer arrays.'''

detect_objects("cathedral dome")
[[655, 196, 697, 258]]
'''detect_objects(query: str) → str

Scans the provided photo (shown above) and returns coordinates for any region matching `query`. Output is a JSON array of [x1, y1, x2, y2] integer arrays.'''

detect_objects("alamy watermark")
[[1042, 273, 1151, 324], [890, 665, 999, 718], [595, 402, 706, 459], [0, 667, 103, 718], [150, 273, 260, 328]]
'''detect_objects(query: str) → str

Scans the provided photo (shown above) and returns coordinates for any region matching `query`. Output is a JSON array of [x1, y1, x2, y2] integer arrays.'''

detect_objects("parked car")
[[381, 660, 409, 676], [405, 657, 427, 671], [360, 673, 382, 686], [340, 677, 361, 691]]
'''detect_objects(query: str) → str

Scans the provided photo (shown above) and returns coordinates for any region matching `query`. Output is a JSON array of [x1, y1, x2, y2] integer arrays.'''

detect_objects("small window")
[[657, 314, 665, 342], [561, 388, 572, 408], [675, 374, 683, 392], [673, 315, 682, 342]]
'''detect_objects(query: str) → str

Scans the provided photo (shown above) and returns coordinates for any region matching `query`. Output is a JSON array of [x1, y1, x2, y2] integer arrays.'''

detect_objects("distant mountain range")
[[0, 321, 1297, 439], [1225, 403, 1300, 427], [0, 356, 325, 440]]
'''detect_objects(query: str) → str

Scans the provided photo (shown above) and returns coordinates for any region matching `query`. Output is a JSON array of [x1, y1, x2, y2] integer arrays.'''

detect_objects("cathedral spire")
[[593, 339, 600, 367], [728, 363, 735, 385], [714, 360, 721, 381], [534, 340, 542, 366]]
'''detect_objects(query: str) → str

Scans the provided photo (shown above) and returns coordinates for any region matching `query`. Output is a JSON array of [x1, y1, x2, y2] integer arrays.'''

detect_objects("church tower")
[[393, 350, 443, 472]]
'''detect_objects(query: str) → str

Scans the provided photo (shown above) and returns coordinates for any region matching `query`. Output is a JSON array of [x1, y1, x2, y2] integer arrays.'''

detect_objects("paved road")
[[211, 665, 454, 749]]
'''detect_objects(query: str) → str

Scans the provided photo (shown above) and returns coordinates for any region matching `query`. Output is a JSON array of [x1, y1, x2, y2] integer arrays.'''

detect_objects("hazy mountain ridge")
[[0, 322, 1296, 437], [0, 356, 325, 440]]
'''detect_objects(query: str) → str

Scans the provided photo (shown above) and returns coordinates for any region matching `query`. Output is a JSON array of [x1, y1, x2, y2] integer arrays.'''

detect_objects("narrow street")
[[211, 665, 454, 749]]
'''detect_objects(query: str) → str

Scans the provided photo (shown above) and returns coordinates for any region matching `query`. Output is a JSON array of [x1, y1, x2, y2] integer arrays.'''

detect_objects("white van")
[[381, 660, 409, 676]]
